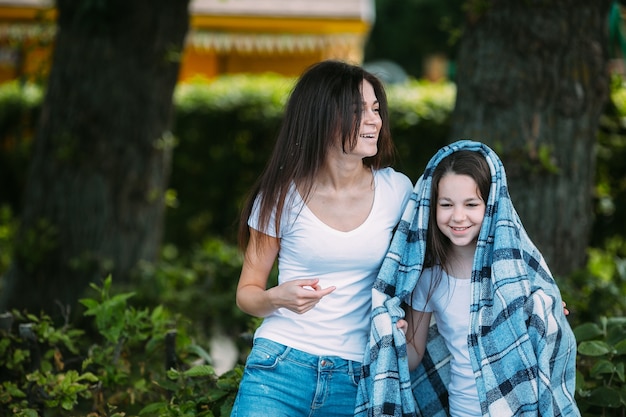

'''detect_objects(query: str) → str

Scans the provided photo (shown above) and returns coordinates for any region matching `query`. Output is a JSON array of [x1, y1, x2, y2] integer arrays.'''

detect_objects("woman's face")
[[347, 80, 382, 159]]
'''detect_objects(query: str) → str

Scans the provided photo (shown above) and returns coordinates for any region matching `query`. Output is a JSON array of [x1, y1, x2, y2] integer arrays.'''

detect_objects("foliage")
[[3, 259, 626, 415], [168, 75, 291, 245], [558, 238, 626, 415], [574, 316, 626, 416], [559, 237, 626, 327], [130, 237, 266, 355], [0, 276, 242, 416], [385, 79, 455, 181], [593, 76, 626, 248], [0, 205, 15, 279], [0, 82, 42, 213]]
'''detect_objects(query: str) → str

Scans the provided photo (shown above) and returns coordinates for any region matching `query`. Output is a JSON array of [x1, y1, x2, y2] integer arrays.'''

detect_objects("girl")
[[356, 140, 579, 417], [231, 60, 413, 417]]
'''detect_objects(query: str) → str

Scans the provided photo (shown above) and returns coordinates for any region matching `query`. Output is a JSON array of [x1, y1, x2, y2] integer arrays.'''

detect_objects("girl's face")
[[436, 173, 486, 250], [347, 80, 382, 159]]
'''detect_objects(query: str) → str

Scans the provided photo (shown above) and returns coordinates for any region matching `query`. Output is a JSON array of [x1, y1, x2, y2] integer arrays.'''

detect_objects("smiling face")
[[435, 173, 486, 251], [348, 79, 382, 159]]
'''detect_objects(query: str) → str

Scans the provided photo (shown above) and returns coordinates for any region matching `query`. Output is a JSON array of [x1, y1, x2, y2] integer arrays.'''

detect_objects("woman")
[[231, 60, 413, 417]]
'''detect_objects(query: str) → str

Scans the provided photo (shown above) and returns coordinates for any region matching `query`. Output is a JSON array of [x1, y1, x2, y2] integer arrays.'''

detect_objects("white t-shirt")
[[249, 167, 412, 362], [410, 267, 481, 417]]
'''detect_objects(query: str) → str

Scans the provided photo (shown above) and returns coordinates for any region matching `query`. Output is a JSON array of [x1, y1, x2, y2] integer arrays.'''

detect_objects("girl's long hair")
[[425, 150, 491, 275], [407, 150, 491, 341], [237, 60, 395, 250]]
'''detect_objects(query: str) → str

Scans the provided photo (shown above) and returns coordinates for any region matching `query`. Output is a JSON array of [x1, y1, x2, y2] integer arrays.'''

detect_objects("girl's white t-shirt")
[[411, 267, 481, 417], [249, 167, 412, 362]]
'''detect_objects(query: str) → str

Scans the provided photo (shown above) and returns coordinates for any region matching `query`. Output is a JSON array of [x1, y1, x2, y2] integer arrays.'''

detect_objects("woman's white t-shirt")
[[249, 167, 412, 362], [410, 267, 481, 417]]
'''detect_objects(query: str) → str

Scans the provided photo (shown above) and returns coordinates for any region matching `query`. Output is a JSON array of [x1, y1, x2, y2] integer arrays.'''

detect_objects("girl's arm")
[[397, 309, 432, 371], [236, 228, 335, 317]]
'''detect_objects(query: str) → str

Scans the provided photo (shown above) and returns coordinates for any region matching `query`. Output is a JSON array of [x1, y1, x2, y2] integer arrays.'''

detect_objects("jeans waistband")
[[253, 337, 361, 373]]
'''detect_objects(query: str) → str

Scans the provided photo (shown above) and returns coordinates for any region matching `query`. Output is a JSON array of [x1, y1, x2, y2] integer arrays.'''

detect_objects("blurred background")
[[0, 0, 625, 415]]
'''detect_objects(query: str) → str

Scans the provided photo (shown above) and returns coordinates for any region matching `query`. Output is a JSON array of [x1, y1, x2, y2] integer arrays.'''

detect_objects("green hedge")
[[0, 75, 455, 247], [0, 75, 624, 251]]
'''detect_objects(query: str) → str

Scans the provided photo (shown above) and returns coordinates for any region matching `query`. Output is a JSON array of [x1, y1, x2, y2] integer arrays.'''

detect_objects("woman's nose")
[[363, 108, 379, 124]]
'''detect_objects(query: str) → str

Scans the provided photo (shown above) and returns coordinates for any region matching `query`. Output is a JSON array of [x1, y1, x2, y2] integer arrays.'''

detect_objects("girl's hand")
[[563, 301, 569, 316]]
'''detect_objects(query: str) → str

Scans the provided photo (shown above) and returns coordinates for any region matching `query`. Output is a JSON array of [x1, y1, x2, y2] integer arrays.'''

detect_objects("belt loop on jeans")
[[348, 359, 356, 375]]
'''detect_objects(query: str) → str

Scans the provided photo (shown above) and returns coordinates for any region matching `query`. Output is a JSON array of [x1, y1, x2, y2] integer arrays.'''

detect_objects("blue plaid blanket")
[[355, 140, 580, 416]]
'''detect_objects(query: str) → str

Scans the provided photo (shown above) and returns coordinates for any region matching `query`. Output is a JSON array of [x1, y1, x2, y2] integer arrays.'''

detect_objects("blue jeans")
[[231, 338, 362, 417]]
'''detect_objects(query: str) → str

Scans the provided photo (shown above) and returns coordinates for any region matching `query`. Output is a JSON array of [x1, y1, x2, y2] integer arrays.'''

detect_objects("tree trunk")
[[450, 0, 612, 276], [0, 0, 190, 318]]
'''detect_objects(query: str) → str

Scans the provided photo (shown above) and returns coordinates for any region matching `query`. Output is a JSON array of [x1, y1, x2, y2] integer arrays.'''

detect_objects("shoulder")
[[375, 167, 413, 195], [417, 266, 437, 285]]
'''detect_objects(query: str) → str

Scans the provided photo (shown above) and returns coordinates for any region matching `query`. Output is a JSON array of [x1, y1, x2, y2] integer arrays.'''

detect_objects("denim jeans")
[[230, 338, 362, 417]]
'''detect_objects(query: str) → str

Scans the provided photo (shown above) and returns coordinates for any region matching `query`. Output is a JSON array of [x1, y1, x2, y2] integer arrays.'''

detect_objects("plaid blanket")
[[355, 140, 580, 417]]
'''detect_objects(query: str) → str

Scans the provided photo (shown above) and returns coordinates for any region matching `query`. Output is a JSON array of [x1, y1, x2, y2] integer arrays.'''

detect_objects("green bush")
[[0, 276, 241, 416], [593, 76, 626, 248], [0, 82, 41, 214], [0, 205, 15, 280], [129, 237, 269, 356], [559, 237, 626, 326], [168, 75, 291, 245], [574, 316, 626, 416]]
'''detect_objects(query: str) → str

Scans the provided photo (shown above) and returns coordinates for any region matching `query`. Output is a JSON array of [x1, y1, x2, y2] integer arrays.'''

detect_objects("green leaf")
[[1, 381, 26, 397], [139, 402, 167, 415], [591, 359, 615, 377], [573, 322, 604, 341], [183, 364, 216, 378], [78, 298, 98, 309], [615, 339, 626, 355], [587, 386, 623, 408], [575, 370, 586, 392], [615, 361, 625, 382], [188, 343, 213, 364], [61, 397, 76, 410], [578, 340, 613, 356]]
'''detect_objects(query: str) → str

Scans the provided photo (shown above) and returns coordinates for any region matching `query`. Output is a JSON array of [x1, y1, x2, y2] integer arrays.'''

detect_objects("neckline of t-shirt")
[[296, 169, 378, 234], [443, 270, 472, 284]]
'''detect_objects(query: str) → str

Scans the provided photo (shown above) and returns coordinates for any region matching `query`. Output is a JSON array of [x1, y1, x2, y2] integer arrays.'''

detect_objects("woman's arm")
[[236, 229, 336, 317]]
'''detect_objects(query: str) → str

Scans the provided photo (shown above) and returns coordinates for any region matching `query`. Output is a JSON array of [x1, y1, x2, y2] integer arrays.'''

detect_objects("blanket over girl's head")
[[355, 140, 580, 417]]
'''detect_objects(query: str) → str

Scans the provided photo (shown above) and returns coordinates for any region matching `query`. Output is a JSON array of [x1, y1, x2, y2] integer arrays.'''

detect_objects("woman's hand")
[[397, 318, 408, 334], [269, 278, 336, 314]]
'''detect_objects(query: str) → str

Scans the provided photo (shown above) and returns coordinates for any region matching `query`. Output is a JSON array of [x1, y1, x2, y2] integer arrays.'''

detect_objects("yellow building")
[[0, 0, 375, 83]]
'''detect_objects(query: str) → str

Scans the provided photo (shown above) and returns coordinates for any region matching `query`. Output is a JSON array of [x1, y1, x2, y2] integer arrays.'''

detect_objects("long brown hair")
[[237, 60, 396, 250], [407, 150, 491, 341], [425, 150, 491, 274]]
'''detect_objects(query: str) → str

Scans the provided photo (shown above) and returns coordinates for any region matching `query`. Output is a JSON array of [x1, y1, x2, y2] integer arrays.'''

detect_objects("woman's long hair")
[[237, 60, 395, 250]]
